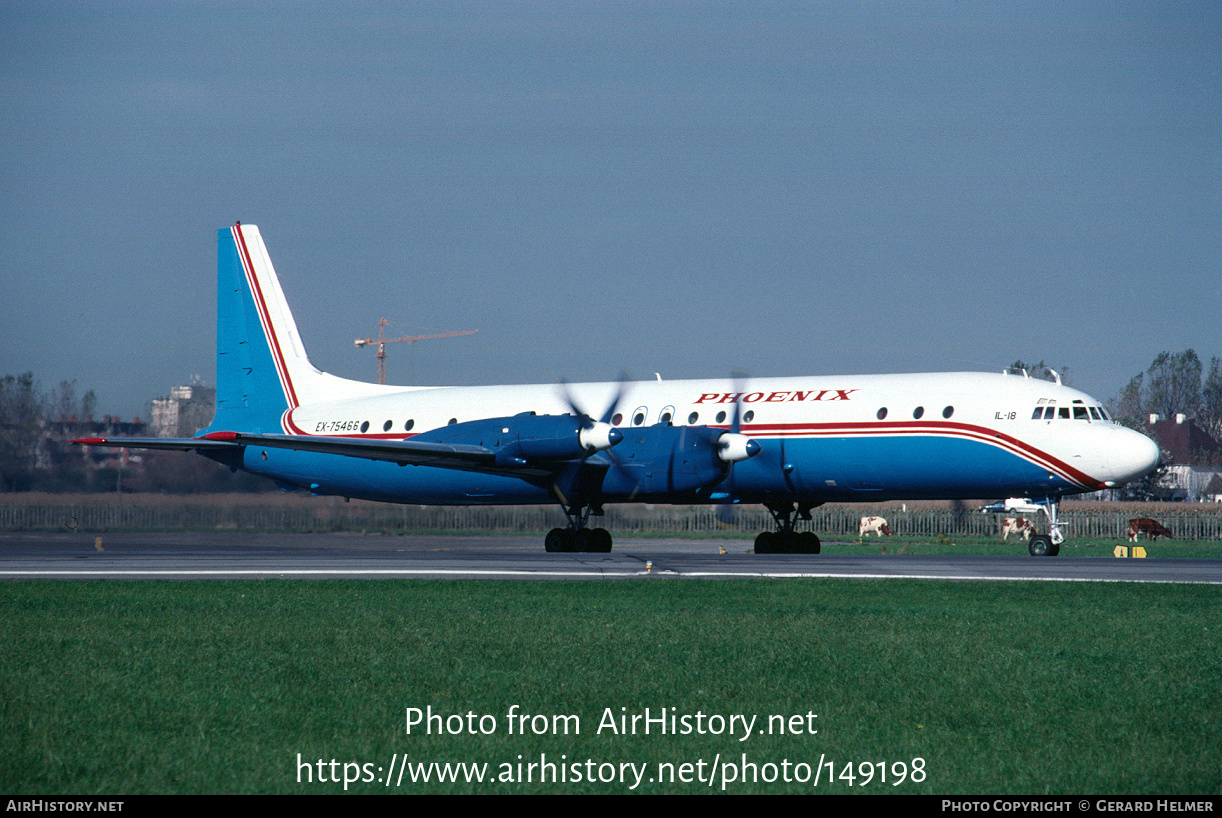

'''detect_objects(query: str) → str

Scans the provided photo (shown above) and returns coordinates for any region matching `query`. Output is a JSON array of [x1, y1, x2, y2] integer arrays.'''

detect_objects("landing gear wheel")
[[798, 531, 821, 554], [545, 528, 571, 553], [754, 531, 777, 554], [573, 529, 592, 553], [1028, 534, 1058, 557], [589, 527, 613, 553]]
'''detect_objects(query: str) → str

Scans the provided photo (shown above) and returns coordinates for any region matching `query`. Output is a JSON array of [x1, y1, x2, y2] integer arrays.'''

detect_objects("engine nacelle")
[[412, 412, 621, 466], [598, 424, 760, 499], [717, 432, 760, 463]]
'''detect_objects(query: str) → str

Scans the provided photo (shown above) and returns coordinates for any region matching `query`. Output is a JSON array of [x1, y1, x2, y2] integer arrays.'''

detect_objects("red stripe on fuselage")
[[712, 419, 1103, 489]]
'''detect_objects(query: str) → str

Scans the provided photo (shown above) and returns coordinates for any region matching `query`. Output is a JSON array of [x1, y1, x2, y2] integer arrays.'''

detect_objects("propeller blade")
[[715, 371, 752, 527], [557, 373, 630, 429]]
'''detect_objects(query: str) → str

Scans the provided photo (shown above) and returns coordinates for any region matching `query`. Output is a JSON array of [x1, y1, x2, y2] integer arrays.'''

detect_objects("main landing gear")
[[544, 502, 613, 553], [753, 501, 822, 554]]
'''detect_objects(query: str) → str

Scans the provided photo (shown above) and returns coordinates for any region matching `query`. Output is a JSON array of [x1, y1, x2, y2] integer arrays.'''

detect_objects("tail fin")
[[207, 223, 385, 434]]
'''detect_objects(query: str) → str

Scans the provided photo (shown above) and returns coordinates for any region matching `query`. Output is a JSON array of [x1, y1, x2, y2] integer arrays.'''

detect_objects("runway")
[[2, 531, 1220, 583]]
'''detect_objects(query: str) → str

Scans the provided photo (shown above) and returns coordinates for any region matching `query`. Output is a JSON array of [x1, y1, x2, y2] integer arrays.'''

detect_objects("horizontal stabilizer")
[[72, 436, 241, 452]]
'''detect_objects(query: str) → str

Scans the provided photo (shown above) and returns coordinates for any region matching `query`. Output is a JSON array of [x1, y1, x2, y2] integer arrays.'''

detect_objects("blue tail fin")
[[203, 223, 397, 436], [209, 224, 290, 432], [205, 223, 331, 433]]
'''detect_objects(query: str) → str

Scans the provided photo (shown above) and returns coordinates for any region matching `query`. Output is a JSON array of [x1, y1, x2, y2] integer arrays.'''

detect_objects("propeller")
[[714, 372, 757, 528], [558, 375, 628, 454]]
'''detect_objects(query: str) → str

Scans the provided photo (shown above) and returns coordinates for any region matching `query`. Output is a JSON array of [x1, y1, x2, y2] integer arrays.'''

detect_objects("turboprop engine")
[[594, 424, 760, 499], [411, 411, 623, 467]]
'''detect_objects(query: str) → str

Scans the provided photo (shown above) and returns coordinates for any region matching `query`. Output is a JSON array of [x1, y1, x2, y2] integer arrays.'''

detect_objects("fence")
[[3, 494, 1222, 540]]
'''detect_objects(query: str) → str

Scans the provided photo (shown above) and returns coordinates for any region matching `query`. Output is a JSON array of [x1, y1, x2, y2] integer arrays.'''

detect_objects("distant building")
[[151, 384, 216, 438], [1203, 473, 1222, 504], [1145, 414, 1222, 502]]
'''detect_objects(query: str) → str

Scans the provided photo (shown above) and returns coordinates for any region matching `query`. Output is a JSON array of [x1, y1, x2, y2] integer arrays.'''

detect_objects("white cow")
[[859, 516, 891, 537], [1002, 517, 1034, 540]]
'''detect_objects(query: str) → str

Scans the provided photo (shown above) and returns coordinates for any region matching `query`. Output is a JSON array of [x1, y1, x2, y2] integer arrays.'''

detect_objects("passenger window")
[[612, 413, 623, 426], [360, 421, 370, 433], [743, 410, 755, 423], [660, 406, 675, 425], [687, 412, 699, 425], [404, 419, 415, 431], [942, 406, 954, 419], [877, 407, 888, 420], [632, 408, 647, 426], [716, 411, 727, 424], [383, 420, 393, 432], [913, 406, 925, 419]]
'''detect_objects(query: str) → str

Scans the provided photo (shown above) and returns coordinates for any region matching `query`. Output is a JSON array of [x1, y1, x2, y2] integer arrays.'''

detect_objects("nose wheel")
[[1028, 534, 1059, 557]]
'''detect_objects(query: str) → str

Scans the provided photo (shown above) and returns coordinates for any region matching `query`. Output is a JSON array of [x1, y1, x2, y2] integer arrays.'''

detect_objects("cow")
[[859, 516, 891, 537], [1128, 518, 1173, 542], [1002, 517, 1034, 541]]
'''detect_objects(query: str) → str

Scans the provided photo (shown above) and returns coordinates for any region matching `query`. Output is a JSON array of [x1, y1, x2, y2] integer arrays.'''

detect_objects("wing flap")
[[198, 431, 557, 477], [224, 432, 504, 471]]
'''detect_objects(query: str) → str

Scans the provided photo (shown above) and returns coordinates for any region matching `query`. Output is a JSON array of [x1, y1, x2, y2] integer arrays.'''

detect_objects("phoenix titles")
[[694, 389, 858, 404]]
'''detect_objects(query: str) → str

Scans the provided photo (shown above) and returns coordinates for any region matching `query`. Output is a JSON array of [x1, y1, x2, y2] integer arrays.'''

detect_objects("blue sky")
[[2, 1, 1219, 420]]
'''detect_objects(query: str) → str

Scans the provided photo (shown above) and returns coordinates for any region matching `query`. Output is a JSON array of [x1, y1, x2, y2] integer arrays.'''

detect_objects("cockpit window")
[[1034, 402, 1109, 422]]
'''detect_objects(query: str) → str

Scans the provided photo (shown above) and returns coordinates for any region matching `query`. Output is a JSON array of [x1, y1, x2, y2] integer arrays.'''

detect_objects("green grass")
[[2, 579, 1220, 794]]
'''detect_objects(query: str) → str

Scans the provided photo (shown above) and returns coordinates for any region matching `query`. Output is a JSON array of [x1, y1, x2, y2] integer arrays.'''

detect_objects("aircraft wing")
[[76, 432, 522, 474], [201, 431, 520, 473]]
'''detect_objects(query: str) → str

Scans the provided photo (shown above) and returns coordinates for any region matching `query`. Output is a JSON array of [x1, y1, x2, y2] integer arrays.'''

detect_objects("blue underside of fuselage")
[[230, 433, 1079, 505]]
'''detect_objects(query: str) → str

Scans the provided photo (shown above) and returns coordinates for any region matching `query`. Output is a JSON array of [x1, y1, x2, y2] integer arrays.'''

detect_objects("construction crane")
[[355, 318, 477, 384]]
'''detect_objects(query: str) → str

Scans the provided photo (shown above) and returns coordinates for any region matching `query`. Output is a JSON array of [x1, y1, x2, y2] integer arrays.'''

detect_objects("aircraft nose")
[[1108, 427, 1161, 485]]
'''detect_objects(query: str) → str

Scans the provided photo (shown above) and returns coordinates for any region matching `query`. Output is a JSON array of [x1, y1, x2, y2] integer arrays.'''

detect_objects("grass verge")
[[2, 579, 1219, 794]]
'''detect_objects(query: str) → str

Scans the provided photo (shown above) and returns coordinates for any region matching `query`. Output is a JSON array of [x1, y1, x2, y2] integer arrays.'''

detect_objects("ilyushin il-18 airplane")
[[76, 223, 1161, 556]]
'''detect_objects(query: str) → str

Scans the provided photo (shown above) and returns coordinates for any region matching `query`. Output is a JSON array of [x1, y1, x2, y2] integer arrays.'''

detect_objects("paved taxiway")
[[1, 531, 1220, 583]]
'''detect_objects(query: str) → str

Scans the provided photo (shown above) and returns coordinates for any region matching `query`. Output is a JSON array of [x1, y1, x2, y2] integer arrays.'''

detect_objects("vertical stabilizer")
[[208, 223, 374, 433]]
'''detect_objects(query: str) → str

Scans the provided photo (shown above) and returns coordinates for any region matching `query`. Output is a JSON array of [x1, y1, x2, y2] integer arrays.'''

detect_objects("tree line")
[[1111, 350, 1222, 442], [0, 374, 97, 491], [0, 372, 264, 493]]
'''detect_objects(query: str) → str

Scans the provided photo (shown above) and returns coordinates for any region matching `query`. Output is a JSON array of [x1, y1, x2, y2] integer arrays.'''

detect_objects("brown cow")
[[859, 516, 891, 537], [1002, 517, 1034, 541], [1128, 518, 1173, 542]]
